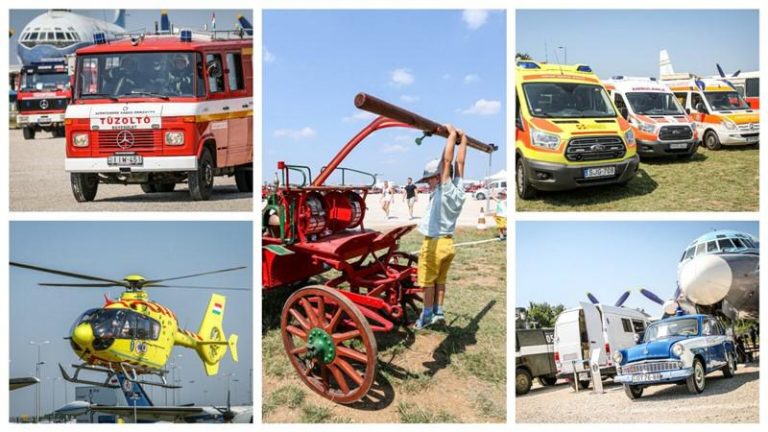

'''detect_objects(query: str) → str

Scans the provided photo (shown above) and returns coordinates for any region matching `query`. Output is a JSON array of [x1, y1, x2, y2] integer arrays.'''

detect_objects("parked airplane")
[[15, 9, 126, 65], [640, 230, 759, 321]]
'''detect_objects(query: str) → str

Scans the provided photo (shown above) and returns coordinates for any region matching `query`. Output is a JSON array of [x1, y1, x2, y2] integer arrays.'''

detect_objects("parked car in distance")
[[613, 313, 737, 400], [474, 180, 507, 200]]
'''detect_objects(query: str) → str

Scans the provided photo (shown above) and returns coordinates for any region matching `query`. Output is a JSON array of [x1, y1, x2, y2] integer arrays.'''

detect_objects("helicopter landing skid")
[[59, 363, 181, 390]]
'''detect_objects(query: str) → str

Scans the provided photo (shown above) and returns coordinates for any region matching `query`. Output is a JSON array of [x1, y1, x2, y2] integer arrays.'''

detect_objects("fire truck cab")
[[16, 61, 71, 139], [65, 30, 253, 201], [663, 76, 759, 150]]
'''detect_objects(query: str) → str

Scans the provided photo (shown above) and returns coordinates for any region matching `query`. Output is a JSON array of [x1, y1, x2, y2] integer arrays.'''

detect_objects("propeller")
[[717, 64, 741, 78], [586, 292, 599, 304], [639, 288, 665, 305], [614, 290, 630, 307]]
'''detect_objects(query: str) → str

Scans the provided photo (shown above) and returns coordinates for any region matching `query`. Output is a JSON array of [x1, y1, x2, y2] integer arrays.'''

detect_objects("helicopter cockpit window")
[[91, 309, 128, 340], [69, 308, 100, 334]]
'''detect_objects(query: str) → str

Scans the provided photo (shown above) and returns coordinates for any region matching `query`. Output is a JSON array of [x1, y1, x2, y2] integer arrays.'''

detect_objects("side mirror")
[[695, 102, 708, 114], [633, 333, 641, 343]]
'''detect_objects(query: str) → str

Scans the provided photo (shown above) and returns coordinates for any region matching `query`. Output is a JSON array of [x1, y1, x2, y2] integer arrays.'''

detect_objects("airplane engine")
[[678, 254, 732, 306]]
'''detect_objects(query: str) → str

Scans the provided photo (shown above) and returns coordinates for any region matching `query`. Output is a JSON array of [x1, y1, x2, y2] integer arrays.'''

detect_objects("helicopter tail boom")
[[192, 293, 239, 376]]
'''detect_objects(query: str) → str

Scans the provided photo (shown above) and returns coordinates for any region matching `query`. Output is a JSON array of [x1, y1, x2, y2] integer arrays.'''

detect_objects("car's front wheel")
[[723, 351, 736, 378], [624, 384, 643, 400], [686, 358, 706, 394]]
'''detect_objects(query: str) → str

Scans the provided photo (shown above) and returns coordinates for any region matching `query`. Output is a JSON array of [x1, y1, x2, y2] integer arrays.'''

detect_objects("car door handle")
[[222, 106, 229, 111], [242, 104, 249, 108]]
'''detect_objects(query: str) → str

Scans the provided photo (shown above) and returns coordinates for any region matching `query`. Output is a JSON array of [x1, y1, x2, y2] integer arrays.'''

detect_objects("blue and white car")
[[613, 314, 736, 400]]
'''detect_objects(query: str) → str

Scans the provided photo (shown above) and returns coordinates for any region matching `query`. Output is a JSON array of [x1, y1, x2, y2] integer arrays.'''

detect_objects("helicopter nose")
[[72, 323, 95, 348]]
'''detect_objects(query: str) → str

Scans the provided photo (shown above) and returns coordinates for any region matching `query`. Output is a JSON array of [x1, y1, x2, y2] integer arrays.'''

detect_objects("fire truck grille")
[[658, 125, 693, 141], [565, 136, 626, 162], [97, 130, 160, 153], [621, 360, 682, 375], [18, 98, 68, 112]]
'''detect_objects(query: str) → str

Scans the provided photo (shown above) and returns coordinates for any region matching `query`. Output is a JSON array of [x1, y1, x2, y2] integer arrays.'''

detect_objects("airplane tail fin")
[[237, 15, 253, 36], [194, 294, 239, 376], [659, 49, 674, 77], [115, 374, 153, 407], [113, 10, 126, 29]]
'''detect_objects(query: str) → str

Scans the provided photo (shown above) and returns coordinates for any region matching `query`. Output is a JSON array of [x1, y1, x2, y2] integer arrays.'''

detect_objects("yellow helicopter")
[[11, 262, 248, 389]]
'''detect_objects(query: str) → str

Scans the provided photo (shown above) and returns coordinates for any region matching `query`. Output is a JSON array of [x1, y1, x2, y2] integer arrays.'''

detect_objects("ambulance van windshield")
[[625, 92, 684, 116], [523, 82, 616, 119], [704, 90, 751, 111]]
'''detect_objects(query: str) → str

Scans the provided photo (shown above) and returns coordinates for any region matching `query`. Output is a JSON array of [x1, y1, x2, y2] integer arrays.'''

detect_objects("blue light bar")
[[180, 29, 192, 42], [612, 75, 624, 80], [93, 32, 107, 45], [517, 61, 540, 69], [576, 65, 592, 73]]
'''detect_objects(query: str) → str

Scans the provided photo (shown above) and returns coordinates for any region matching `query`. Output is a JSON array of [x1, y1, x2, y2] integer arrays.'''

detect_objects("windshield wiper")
[[120, 91, 170, 100], [80, 93, 118, 101]]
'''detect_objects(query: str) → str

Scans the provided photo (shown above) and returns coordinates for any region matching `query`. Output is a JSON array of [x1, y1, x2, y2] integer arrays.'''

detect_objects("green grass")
[[300, 404, 332, 423], [517, 146, 758, 211], [397, 401, 459, 423]]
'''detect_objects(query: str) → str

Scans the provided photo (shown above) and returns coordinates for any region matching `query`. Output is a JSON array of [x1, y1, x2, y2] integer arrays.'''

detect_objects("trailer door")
[[579, 302, 607, 366], [554, 310, 583, 374]]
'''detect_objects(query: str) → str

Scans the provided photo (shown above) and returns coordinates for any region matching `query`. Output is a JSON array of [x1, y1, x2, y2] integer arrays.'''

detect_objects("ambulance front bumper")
[[523, 155, 639, 191], [720, 132, 759, 146], [636, 139, 698, 157], [16, 112, 65, 126], [65, 156, 197, 173]]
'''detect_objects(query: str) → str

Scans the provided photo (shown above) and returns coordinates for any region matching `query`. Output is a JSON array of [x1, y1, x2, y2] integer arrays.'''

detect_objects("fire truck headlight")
[[165, 131, 185, 146], [72, 133, 89, 148]]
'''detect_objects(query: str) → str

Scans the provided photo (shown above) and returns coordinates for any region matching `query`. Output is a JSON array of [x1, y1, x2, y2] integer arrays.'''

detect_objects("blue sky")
[[263, 10, 506, 184], [9, 9, 252, 65], [517, 10, 758, 78], [516, 221, 759, 315], [9, 222, 253, 417]]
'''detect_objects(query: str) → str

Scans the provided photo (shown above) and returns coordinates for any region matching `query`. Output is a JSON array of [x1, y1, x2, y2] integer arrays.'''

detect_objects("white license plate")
[[669, 143, 688, 150], [583, 166, 616, 179], [746, 136, 758, 143], [578, 372, 588, 380], [632, 373, 662, 383], [107, 154, 143, 166]]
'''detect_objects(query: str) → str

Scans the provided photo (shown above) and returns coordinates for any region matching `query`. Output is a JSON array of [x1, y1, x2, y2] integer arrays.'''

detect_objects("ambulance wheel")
[[189, 147, 214, 201], [22, 126, 35, 140], [235, 169, 253, 193], [686, 358, 706, 394], [70, 173, 99, 202], [722, 351, 736, 378], [516, 368, 532, 395], [538, 376, 558, 386], [624, 384, 643, 400], [704, 131, 722, 150], [516, 157, 536, 200]]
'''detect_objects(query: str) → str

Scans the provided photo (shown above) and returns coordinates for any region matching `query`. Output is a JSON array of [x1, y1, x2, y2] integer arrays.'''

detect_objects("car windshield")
[[704, 91, 750, 111], [77, 51, 200, 99], [523, 82, 617, 118], [21, 72, 69, 91], [625, 92, 684, 115], [644, 318, 699, 342]]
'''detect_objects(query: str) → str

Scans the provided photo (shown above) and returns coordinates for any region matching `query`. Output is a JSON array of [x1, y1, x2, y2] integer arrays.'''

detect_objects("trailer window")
[[225, 52, 244, 91], [632, 320, 645, 333], [621, 318, 632, 332]]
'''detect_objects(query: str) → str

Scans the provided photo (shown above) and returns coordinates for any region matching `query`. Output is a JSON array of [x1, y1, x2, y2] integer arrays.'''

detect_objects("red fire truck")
[[16, 62, 71, 139], [65, 30, 253, 201]]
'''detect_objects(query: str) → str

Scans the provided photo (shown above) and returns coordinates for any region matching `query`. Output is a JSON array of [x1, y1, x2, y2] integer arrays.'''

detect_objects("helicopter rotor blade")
[[39, 282, 124, 288], [10, 261, 126, 286], [148, 284, 251, 291], [144, 266, 247, 285]]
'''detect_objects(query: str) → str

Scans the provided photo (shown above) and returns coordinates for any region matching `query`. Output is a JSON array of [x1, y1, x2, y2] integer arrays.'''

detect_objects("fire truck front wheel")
[[188, 147, 214, 201], [70, 173, 99, 202], [141, 183, 176, 194], [22, 126, 36, 140]]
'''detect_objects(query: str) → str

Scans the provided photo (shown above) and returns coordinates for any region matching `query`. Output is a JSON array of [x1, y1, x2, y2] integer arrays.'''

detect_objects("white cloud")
[[464, 74, 480, 84], [263, 47, 275, 63], [342, 111, 376, 122], [400, 94, 420, 103], [442, 73, 452, 80], [273, 127, 317, 140], [462, 10, 489, 30], [462, 99, 501, 116], [382, 144, 409, 154], [390, 68, 415, 87]]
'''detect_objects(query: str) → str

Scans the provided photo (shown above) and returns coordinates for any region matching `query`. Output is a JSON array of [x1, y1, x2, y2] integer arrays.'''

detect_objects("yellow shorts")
[[417, 236, 456, 286], [495, 216, 507, 229]]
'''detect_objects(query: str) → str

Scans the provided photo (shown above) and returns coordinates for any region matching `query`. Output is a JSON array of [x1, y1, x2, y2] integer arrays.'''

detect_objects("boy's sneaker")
[[431, 312, 445, 325], [414, 312, 433, 330]]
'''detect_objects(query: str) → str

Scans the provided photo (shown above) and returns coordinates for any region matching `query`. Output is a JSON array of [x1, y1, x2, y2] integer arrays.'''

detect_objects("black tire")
[[70, 173, 99, 202], [570, 379, 589, 391], [475, 192, 486, 201], [140, 183, 157, 193], [722, 351, 736, 378], [686, 357, 706, 394], [538, 376, 558, 386], [22, 126, 35, 140], [516, 157, 536, 200], [188, 147, 214, 201], [141, 183, 175, 194], [624, 384, 643, 400], [516, 368, 532, 395], [704, 131, 722, 150], [235, 169, 253, 193]]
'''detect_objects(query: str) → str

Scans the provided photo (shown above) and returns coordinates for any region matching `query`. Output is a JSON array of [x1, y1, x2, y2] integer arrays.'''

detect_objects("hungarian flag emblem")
[[212, 302, 223, 315]]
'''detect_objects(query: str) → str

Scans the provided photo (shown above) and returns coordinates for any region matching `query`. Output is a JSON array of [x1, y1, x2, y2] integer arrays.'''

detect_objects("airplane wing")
[[90, 405, 210, 423], [10, 376, 39, 391]]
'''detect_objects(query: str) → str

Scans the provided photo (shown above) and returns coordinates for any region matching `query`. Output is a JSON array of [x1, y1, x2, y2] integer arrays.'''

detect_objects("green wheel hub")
[[306, 327, 336, 364]]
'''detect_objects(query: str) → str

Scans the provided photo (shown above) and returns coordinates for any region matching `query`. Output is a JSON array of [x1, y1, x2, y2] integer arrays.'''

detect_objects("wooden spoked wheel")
[[281, 285, 377, 404]]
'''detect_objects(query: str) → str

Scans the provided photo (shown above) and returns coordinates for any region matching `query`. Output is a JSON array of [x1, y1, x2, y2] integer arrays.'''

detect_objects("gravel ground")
[[516, 358, 759, 423], [9, 129, 252, 211]]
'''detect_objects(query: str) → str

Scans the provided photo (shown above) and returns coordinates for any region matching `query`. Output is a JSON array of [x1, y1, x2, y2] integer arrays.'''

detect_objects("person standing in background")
[[403, 177, 418, 220]]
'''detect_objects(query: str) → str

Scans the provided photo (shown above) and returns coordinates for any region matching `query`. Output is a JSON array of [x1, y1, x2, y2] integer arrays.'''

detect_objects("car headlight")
[[624, 129, 636, 145], [722, 120, 736, 130], [632, 118, 655, 133], [671, 343, 684, 357], [530, 128, 561, 150], [72, 133, 89, 148], [164, 131, 185, 146], [613, 351, 623, 364]]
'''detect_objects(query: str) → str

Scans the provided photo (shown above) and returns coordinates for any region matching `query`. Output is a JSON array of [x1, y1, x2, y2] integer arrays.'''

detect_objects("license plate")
[[669, 143, 688, 150], [578, 372, 588, 380], [107, 154, 143, 166], [746, 136, 757, 143], [583, 166, 616, 179], [632, 373, 662, 383]]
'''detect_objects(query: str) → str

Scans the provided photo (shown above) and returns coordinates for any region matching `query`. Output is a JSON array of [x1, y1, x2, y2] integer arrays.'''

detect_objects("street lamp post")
[[558, 46, 568, 64], [30, 340, 50, 423]]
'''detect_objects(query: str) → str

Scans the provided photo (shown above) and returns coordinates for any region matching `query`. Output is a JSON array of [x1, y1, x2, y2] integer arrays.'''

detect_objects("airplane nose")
[[72, 323, 95, 348], [679, 254, 732, 305]]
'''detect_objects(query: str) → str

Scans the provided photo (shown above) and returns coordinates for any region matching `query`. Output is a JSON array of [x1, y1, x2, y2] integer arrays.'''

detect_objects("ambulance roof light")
[[180, 29, 192, 43], [93, 32, 107, 45], [612, 76, 624, 80], [576, 65, 592, 73], [517, 61, 540, 69]]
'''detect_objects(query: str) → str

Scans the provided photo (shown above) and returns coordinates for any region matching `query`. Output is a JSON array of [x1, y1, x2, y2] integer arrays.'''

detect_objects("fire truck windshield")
[[77, 51, 201, 99], [21, 72, 69, 91]]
